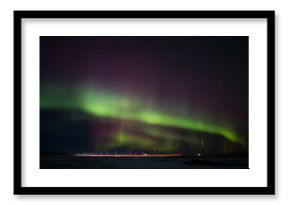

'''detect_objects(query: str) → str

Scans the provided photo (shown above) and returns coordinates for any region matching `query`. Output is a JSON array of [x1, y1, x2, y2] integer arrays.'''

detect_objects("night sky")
[[40, 36, 248, 155]]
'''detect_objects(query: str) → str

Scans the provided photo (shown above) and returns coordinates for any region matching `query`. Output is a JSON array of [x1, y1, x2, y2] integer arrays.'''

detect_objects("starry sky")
[[40, 36, 248, 155]]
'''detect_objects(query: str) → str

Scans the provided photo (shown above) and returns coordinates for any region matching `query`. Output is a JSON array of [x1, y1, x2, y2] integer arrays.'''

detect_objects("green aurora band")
[[40, 86, 245, 149]]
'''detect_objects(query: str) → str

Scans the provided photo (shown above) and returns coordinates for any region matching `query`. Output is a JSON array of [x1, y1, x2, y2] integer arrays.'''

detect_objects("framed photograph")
[[14, 11, 275, 194]]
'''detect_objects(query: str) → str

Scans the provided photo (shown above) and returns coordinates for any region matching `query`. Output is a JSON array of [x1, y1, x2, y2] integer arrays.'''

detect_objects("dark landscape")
[[40, 154, 248, 169]]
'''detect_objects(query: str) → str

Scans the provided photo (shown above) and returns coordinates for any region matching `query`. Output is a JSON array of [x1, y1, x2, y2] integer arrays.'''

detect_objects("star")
[[42, 73, 48, 79], [169, 52, 175, 57], [216, 63, 221, 69]]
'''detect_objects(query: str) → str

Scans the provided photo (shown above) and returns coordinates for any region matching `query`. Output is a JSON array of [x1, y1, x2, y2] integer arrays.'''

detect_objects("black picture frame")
[[14, 10, 275, 195]]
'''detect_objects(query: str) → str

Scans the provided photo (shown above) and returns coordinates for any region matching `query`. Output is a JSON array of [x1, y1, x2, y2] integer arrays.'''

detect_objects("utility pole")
[[224, 140, 227, 156], [201, 134, 204, 156]]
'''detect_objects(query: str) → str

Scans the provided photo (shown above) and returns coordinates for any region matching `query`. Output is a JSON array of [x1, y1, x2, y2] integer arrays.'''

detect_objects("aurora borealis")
[[40, 36, 248, 159]]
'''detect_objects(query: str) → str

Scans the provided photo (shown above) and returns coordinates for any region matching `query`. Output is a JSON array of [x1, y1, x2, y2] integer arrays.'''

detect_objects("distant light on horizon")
[[74, 153, 182, 157]]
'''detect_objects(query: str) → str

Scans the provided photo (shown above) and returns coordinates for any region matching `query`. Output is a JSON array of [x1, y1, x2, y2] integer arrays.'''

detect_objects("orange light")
[[74, 153, 182, 157]]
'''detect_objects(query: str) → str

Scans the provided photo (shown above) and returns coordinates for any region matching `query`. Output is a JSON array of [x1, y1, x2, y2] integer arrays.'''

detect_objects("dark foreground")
[[40, 154, 248, 169]]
